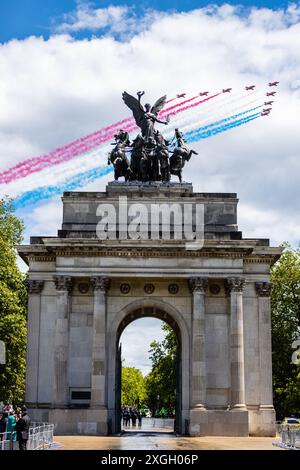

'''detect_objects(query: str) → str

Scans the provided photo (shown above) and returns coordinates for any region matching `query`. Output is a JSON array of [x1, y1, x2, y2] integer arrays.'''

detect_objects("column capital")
[[25, 279, 44, 294], [255, 281, 272, 297], [225, 277, 245, 294], [54, 275, 73, 292], [188, 277, 208, 294], [91, 276, 111, 293]]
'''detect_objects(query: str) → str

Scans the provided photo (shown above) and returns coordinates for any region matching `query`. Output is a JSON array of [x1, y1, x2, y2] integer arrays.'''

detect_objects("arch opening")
[[114, 307, 183, 435]]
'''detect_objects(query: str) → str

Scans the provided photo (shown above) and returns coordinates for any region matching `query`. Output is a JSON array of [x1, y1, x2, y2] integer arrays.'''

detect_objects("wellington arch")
[[18, 182, 282, 437]]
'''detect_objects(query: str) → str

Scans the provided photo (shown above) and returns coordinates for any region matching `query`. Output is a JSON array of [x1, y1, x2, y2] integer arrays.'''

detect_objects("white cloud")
[[120, 318, 167, 376], [51, 2, 161, 40], [54, 4, 130, 33]]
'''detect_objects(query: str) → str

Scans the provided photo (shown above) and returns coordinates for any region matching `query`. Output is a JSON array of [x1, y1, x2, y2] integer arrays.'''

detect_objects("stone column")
[[226, 277, 246, 410], [90, 276, 111, 408], [25, 280, 44, 406], [255, 282, 274, 411], [188, 277, 208, 409], [53, 275, 73, 406]]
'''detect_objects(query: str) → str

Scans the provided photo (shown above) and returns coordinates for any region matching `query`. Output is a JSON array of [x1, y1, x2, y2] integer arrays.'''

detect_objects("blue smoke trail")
[[13, 165, 113, 210], [183, 105, 262, 139], [13, 110, 261, 209], [186, 112, 260, 143]]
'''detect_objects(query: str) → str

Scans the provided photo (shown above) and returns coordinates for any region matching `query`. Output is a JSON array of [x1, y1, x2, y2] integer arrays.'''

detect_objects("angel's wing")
[[122, 92, 144, 126], [151, 95, 167, 116]]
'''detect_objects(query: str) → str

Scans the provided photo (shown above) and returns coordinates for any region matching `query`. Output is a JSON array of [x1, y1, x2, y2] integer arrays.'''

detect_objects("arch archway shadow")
[[107, 300, 190, 435]]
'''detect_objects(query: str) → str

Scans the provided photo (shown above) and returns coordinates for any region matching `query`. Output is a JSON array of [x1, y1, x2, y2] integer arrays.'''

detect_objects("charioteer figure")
[[107, 91, 198, 183], [122, 91, 169, 143]]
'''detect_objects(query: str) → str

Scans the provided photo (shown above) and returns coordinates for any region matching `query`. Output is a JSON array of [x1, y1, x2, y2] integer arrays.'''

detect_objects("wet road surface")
[[55, 432, 282, 450]]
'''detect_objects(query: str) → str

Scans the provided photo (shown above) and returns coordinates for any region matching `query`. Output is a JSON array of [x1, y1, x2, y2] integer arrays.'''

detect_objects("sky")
[[0, 1, 293, 42], [1, 0, 300, 372], [120, 318, 166, 375]]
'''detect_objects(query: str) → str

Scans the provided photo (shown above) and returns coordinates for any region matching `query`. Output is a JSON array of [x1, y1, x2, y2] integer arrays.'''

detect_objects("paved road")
[[55, 432, 283, 450]]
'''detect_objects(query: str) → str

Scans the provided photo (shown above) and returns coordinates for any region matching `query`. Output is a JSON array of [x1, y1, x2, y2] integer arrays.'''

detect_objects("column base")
[[192, 404, 206, 410], [231, 404, 247, 410], [248, 407, 276, 437], [27, 407, 108, 435], [189, 409, 249, 436]]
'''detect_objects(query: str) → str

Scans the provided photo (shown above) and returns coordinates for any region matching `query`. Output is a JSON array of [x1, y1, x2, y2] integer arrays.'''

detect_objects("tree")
[[271, 244, 300, 418], [121, 365, 147, 407], [0, 314, 27, 403], [145, 323, 177, 416], [0, 197, 27, 404], [0, 197, 26, 317]]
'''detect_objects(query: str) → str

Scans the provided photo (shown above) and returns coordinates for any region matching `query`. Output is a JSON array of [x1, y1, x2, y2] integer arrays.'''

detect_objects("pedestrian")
[[124, 408, 130, 427], [15, 405, 31, 450], [131, 409, 137, 427], [3, 403, 13, 414], [0, 412, 8, 441], [137, 411, 142, 428], [6, 411, 16, 448]]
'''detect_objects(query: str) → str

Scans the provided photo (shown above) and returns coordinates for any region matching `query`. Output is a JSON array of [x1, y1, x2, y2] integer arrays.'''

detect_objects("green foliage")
[[0, 197, 27, 404], [121, 365, 147, 407], [145, 323, 177, 416], [0, 197, 27, 317], [0, 314, 27, 404], [271, 244, 300, 418]]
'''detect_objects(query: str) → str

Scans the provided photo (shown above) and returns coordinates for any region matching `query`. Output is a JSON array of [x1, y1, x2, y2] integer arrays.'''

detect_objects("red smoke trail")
[[0, 94, 213, 184]]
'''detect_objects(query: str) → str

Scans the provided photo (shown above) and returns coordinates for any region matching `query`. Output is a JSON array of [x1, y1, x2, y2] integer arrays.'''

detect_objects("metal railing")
[[0, 422, 54, 451], [274, 423, 300, 450]]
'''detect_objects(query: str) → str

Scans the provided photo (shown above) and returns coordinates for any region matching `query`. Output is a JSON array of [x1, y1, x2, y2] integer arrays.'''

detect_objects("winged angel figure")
[[122, 91, 169, 142]]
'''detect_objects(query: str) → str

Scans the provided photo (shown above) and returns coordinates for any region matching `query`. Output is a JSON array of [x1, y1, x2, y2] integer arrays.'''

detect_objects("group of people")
[[0, 403, 31, 450], [121, 406, 142, 428]]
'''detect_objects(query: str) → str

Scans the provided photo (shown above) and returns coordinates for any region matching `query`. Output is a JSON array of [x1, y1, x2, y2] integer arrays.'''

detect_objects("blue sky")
[[0, 0, 291, 42]]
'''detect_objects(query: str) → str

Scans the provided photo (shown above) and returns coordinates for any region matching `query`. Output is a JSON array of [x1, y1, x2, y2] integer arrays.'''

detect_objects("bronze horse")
[[108, 142, 131, 181]]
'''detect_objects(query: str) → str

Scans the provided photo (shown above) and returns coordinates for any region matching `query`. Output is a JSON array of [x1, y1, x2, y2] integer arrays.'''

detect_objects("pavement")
[[54, 431, 283, 450]]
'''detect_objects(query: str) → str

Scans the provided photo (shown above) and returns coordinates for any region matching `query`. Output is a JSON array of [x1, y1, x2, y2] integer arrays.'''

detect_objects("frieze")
[[27, 255, 56, 262], [52, 247, 251, 259]]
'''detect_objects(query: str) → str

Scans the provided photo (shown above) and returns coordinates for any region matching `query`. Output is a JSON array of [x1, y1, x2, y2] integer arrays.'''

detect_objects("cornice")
[[53, 247, 251, 258]]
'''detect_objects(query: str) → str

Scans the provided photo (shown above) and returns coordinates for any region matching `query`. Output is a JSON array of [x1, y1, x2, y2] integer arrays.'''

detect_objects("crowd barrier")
[[0, 422, 54, 450], [274, 423, 300, 450]]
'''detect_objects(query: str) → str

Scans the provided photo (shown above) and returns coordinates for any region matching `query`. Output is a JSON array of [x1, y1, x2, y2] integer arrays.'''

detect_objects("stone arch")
[[106, 298, 190, 434]]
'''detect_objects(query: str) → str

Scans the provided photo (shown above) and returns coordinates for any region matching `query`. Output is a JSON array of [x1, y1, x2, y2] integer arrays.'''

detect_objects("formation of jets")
[[176, 81, 278, 117], [262, 82, 279, 115]]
